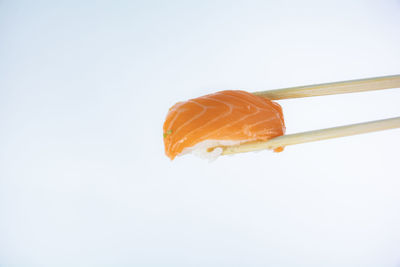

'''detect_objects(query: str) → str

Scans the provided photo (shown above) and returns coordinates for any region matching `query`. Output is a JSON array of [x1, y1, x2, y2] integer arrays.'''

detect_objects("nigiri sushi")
[[163, 90, 285, 160]]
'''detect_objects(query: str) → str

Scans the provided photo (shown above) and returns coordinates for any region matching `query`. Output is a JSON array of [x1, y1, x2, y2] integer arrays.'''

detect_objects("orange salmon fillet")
[[163, 90, 285, 159]]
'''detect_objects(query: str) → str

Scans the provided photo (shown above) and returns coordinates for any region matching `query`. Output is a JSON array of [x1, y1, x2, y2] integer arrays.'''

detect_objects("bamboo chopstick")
[[222, 74, 400, 155], [222, 117, 400, 155], [253, 74, 400, 100]]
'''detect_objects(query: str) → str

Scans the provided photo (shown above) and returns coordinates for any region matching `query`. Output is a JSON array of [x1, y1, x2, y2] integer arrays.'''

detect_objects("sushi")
[[163, 90, 285, 160]]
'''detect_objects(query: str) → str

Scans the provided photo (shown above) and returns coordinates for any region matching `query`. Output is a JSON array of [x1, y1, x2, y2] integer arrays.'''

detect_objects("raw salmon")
[[163, 90, 285, 159]]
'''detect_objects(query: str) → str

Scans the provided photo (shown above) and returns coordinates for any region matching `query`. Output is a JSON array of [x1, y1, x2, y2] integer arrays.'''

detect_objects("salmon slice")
[[163, 90, 286, 160]]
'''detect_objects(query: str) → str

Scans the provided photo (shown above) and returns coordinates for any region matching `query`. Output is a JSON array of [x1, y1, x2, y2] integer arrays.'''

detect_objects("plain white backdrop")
[[1, 0, 400, 266]]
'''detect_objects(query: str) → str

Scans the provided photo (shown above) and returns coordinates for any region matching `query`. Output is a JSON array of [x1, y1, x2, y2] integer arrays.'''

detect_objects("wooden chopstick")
[[222, 74, 400, 155], [222, 117, 400, 155], [253, 74, 400, 100]]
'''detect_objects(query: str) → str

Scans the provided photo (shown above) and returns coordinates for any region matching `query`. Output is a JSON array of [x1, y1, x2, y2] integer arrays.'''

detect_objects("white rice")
[[180, 140, 246, 161]]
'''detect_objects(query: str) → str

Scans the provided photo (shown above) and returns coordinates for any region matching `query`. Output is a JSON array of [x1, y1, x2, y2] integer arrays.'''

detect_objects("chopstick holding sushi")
[[163, 74, 400, 160]]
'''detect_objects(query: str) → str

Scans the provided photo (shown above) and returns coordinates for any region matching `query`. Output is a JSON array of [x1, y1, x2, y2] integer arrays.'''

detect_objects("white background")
[[1, 0, 400, 266]]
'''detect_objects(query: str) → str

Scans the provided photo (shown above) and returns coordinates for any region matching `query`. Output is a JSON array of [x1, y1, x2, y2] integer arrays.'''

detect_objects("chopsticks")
[[222, 74, 400, 155], [253, 74, 400, 100], [223, 117, 400, 155]]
